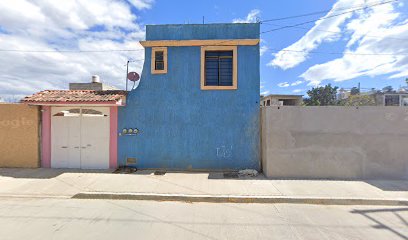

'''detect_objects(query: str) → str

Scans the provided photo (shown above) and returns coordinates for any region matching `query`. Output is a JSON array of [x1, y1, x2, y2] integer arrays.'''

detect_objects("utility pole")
[[358, 82, 360, 94], [125, 60, 129, 91]]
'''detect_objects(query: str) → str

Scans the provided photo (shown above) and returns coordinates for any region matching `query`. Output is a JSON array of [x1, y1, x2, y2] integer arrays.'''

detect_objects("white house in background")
[[375, 92, 408, 106], [261, 94, 303, 106]]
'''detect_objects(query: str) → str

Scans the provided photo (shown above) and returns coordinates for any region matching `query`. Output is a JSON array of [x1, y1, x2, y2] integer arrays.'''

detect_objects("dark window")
[[266, 100, 271, 106], [155, 51, 164, 70], [385, 95, 400, 106], [205, 51, 233, 86]]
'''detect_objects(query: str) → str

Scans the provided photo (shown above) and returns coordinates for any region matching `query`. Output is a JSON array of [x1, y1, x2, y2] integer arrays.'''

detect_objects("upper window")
[[201, 46, 237, 90], [151, 47, 167, 74], [155, 51, 164, 70], [204, 51, 233, 86]]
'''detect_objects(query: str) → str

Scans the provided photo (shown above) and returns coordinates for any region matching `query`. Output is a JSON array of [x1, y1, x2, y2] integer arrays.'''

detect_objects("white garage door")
[[51, 107, 110, 169]]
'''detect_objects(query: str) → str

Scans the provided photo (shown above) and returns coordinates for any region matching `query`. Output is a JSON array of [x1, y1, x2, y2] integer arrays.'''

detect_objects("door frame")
[[50, 106, 82, 169], [41, 105, 118, 169]]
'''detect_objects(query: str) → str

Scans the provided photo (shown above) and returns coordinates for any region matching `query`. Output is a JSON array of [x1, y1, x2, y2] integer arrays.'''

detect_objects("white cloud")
[[127, 0, 154, 9], [300, 1, 408, 86], [277, 82, 290, 87], [0, 0, 149, 100], [293, 89, 304, 93], [261, 90, 270, 96], [291, 80, 303, 86], [269, 0, 359, 69], [268, 0, 408, 86], [259, 39, 268, 56], [260, 81, 266, 91], [260, 45, 268, 56], [233, 9, 260, 23]]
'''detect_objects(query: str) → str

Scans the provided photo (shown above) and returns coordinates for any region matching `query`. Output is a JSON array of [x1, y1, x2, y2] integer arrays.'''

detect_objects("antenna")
[[127, 72, 140, 91], [125, 60, 140, 91], [203, 16, 205, 24]]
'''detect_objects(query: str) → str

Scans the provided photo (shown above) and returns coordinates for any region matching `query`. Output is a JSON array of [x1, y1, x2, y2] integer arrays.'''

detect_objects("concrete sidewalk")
[[0, 168, 407, 205]]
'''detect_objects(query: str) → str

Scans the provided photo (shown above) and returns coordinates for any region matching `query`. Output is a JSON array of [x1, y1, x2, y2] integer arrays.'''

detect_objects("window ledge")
[[201, 86, 238, 90]]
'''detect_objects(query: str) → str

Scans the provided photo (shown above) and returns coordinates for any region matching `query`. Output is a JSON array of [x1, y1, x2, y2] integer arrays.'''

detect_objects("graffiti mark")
[[216, 145, 233, 158], [0, 117, 34, 129]]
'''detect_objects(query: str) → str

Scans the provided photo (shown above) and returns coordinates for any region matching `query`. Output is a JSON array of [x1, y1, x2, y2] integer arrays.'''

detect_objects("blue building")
[[118, 23, 260, 170]]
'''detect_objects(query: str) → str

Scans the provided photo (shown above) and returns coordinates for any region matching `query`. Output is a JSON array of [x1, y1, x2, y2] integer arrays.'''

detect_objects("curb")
[[0, 194, 71, 200], [72, 192, 408, 206]]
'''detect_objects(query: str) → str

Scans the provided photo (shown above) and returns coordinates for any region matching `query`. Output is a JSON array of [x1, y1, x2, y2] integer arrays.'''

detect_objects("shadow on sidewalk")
[[0, 168, 112, 179], [351, 207, 408, 240], [207, 172, 268, 180], [365, 180, 408, 192]]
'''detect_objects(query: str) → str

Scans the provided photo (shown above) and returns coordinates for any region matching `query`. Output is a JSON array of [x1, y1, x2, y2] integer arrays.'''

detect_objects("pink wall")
[[109, 107, 118, 169], [41, 106, 51, 168]]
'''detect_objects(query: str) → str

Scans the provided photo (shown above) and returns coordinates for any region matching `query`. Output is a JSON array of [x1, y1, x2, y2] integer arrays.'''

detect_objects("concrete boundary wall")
[[0, 103, 40, 168], [261, 106, 408, 180]]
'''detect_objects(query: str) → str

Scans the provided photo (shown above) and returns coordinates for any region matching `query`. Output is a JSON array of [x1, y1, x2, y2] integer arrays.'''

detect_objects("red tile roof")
[[22, 90, 127, 103]]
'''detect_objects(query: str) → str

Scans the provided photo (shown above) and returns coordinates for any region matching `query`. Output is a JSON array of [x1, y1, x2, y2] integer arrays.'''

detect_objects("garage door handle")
[[61, 146, 68, 149], [74, 146, 79, 149], [81, 147, 86, 149]]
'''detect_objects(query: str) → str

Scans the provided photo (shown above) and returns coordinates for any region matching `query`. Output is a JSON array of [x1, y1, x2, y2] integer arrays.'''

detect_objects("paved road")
[[0, 198, 407, 240]]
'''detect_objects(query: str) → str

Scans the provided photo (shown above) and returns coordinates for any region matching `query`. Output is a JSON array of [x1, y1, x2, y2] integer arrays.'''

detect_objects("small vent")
[[126, 157, 137, 164]]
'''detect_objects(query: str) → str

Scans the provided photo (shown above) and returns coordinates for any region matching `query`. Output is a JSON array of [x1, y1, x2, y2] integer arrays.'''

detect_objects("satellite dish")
[[127, 72, 140, 82]]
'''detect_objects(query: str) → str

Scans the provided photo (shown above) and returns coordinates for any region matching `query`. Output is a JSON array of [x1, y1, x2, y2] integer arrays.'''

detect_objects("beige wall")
[[261, 106, 408, 180], [0, 104, 40, 168]]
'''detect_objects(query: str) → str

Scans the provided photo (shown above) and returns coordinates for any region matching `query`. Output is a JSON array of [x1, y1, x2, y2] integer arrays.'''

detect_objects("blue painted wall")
[[118, 23, 260, 170]]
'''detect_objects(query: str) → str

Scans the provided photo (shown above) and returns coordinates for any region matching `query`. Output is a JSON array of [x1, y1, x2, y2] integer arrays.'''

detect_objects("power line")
[[0, 0, 401, 57], [1, 46, 406, 57], [260, 0, 396, 22], [0, 48, 145, 53], [261, 22, 408, 41], [267, 48, 408, 56], [201, 1, 400, 46], [128, 59, 145, 62], [261, 0, 398, 34]]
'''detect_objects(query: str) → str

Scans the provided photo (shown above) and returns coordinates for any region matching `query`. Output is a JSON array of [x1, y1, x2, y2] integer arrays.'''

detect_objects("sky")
[[0, 0, 407, 101]]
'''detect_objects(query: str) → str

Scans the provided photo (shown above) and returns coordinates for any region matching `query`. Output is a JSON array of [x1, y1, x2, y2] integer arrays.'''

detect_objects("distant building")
[[261, 94, 303, 106], [69, 75, 117, 91], [337, 88, 351, 100], [374, 92, 408, 106]]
